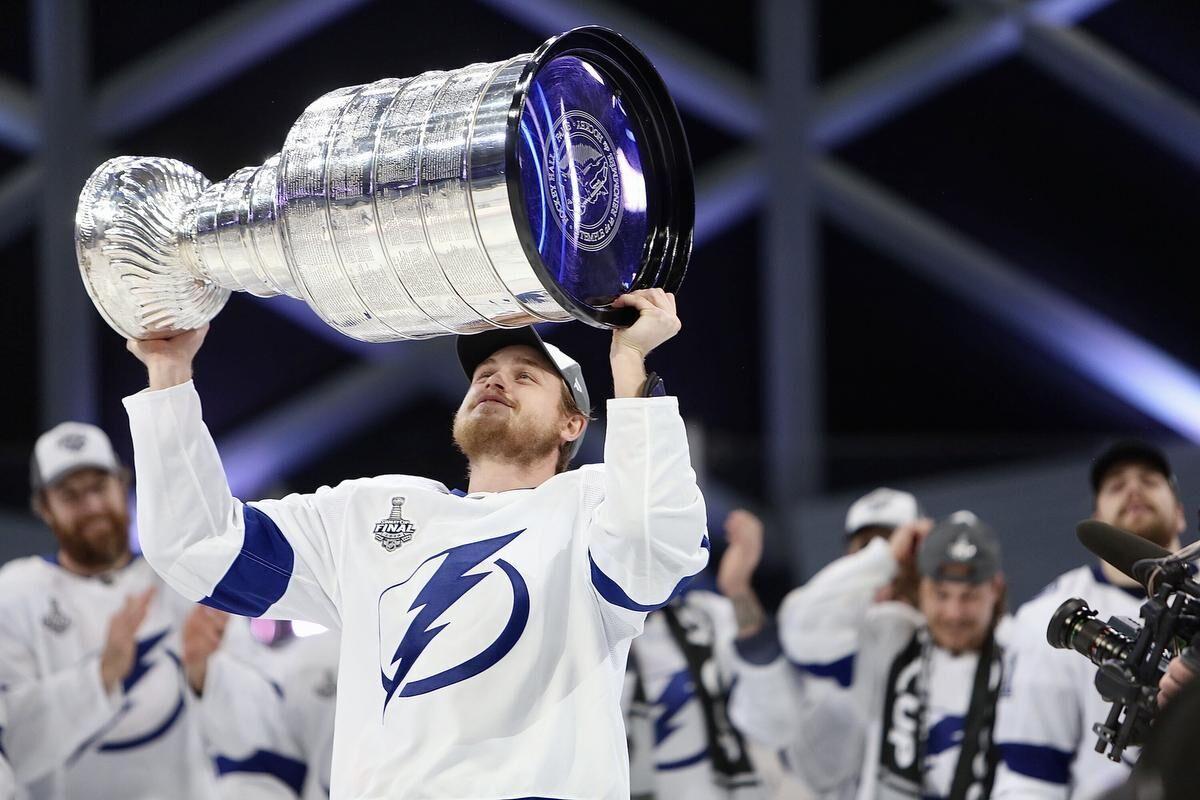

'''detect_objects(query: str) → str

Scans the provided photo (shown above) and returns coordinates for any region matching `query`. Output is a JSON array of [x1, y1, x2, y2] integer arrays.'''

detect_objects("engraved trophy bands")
[[75, 27, 693, 342]]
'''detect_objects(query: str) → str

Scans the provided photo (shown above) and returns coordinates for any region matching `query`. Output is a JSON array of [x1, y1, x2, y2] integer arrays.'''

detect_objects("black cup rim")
[[504, 26, 694, 329]]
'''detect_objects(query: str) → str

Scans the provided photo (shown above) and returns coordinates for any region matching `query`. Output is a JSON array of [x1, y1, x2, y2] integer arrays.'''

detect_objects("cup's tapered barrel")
[[75, 27, 693, 342]]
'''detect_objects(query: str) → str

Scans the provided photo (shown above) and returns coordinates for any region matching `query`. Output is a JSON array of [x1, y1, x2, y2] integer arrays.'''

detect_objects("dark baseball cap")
[[1090, 439, 1175, 494], [917, 511, 1002, 584], [456, 327, 591, 460]]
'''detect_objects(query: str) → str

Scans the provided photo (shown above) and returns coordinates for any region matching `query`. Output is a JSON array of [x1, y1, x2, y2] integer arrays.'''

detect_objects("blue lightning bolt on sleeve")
[[125, 381, 342, 629], [586, 396, 709, 629]]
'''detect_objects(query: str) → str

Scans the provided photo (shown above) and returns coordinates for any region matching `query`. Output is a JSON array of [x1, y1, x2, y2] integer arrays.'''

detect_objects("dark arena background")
[[3, 0, 1200, 608]]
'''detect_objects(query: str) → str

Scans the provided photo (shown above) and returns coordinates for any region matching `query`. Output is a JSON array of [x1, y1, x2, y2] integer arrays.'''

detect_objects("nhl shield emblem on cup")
[[75, 27, 693, 342]]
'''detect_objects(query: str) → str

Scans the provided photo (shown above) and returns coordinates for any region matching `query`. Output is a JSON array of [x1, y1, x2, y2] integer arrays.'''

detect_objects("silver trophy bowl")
[[75, 27, 693, 342]]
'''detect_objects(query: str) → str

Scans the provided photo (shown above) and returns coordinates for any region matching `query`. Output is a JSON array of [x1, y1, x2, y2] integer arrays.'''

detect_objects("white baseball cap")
[[844, 487, 920, 536], [31, 422, 121, 491]]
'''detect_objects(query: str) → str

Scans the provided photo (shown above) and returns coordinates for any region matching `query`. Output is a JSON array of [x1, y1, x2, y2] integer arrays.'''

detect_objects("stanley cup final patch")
[[374, 497, 417, 552]]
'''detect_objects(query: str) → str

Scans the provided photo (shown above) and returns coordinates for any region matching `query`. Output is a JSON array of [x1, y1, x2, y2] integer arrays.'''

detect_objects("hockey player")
[[625, 509, 781, 799], [728, 488, 920, 799], [123, 289, 709, 799], [0, 422, 216, 799], [185, 609, 338, 800], [994, 440, 1186, 799], [735, 511, 1008, 800]]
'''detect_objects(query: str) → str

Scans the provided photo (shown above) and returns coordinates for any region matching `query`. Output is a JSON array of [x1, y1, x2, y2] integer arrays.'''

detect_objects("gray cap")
[[455, 327, 590, 460], [917, 510, 1002, 584], [31, 421, 121, 491]]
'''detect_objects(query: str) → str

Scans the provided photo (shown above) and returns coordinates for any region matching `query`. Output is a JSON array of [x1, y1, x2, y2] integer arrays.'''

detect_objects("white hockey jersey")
[[202, 626, 338, 799], [627, 587, 769, 800], [993, 564, 1145, 799], [734, 539, 1008, 800], [0, 554, 215, 800], [124, 381, 709, 800]]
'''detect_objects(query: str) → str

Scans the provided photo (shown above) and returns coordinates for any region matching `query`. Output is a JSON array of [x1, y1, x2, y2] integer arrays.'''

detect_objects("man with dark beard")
[[994, 440, 1187, 800], [0, 422, 217, 799], [123, 288, 709, 799]]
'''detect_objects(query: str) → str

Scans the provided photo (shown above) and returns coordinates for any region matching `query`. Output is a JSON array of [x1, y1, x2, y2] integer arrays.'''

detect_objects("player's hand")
[[1158, 651, 1198, 708], [126, 324, 209, 390], [610, 289, 681, 361], [99, 587, 156, 694], [889, 518, 933, 570], [181, 606, 229, 695], [717, 509, 765, 597]]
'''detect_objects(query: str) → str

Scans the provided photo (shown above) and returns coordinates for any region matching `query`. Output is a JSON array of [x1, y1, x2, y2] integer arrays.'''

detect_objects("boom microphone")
[[1076, 520, 1172, 585]]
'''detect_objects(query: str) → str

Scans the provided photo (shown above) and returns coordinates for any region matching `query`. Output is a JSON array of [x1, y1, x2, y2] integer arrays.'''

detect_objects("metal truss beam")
[[813, 0, 1115, 149], [95, 0, 373, 137], [816, 157, 1200, 442], [695, 149, 764, 245], [1022, 22, 1200, 171], [220, 339, 462, 498], [0, 76, 37, 153], [762, 0, 821, 508], [0, 162, 39, 248], [36, 0, 97, 426], [473, 0, 763, 138]]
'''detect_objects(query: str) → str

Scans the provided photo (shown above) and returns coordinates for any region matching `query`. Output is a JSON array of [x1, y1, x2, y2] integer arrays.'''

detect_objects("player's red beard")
[[1115, 498, 1176, 548], [452, 400, 562, 468], [49, 508, 131, 570]]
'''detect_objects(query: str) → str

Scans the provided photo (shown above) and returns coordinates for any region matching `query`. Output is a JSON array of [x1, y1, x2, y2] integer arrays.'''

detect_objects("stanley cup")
[[75, 27, 693, 342]]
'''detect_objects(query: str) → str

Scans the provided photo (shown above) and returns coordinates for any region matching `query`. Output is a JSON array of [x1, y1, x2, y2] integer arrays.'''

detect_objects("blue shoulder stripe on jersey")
[[99, 692, 186, 752], [201, 505, 295, 617], [792, 654, 855, 688], [588, 535, 710, 612], [999, 742, 1073, 784], [733, 623, 783, 665], [215, 749, 307, 795], [657, 750, 709, 771], [925, 715, 965, 756], [1090, 563, 1146, 599]]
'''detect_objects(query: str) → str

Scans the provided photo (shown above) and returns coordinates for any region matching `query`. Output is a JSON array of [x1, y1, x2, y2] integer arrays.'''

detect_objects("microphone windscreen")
[[1076, 520, 1171, 582]]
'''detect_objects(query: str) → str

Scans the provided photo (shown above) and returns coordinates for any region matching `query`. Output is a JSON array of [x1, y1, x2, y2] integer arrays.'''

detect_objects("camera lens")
[[1047, 597, 1135, 667]]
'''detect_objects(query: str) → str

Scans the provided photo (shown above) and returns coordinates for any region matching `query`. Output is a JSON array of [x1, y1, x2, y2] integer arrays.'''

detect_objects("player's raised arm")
[[123, 325, 341, 629], [587, 289, 710, 621]]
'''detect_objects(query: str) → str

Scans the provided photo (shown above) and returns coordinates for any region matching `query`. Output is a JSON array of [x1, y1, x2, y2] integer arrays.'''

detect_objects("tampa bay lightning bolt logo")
[[378, 530, 529, 713], [543, 109, 623, 252]]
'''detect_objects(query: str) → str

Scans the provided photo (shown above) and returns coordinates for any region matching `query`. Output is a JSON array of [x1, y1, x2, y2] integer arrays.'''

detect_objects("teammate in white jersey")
[[0, 422, 216, 799], [626, 509, 790, 800], [736, 511, 1008, 800], [994, 440, 1187, 800], [728, 488, 920, 800], [184, 612, 337, 800], [123, 289, 709, 799]]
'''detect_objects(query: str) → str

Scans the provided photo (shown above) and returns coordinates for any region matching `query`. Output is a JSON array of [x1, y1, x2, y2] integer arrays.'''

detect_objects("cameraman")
[[994, 440, 1186, 799]]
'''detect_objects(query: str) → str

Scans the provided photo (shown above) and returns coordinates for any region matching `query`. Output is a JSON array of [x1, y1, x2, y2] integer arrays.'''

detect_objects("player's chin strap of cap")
[[639, 372, 665, 398]]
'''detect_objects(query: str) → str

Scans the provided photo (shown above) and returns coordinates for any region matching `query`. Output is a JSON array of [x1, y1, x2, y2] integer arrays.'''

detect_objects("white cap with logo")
[[844, 487, 920, 536], [31, 422, 121, 491]]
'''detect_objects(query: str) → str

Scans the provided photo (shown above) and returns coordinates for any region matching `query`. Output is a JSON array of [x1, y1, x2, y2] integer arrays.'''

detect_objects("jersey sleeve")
[[777, 538, 898, 686], [124, 380, 342, 629], [0, 603, 122, 784], [583, 397, 710, 633], [203, 652, 308, 800], [992, 599, 1078, 800], [728, 625, 866, 794]]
